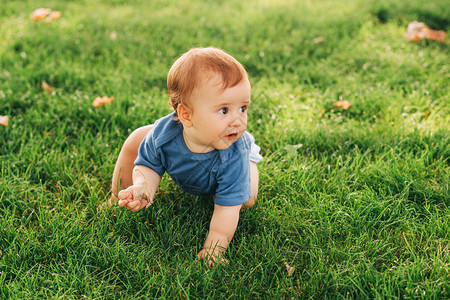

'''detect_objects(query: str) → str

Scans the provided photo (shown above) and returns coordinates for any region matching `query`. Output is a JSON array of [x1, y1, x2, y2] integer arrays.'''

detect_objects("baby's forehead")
[[197, 70, 248, 91], [188, 73, 223, 100], [200, 71, 225, 88]]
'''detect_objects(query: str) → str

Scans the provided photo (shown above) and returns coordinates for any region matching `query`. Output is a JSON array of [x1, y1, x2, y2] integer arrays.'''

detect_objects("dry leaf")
[[41, 81, 53, 93], [31, 8, 51, 21], [334, 100, 351, 110], [426, 28, 446, 42], [284, 262, 295, 276], [313, 37, 325, 44], [406, 21, 446, 43], [93, 96, 115, 107], [0, 115, 9, 127], [45, 11, 62, 23]]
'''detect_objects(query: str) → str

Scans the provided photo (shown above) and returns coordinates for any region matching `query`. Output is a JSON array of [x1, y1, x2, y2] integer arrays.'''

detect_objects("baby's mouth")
[[225, 132, 238, 140]]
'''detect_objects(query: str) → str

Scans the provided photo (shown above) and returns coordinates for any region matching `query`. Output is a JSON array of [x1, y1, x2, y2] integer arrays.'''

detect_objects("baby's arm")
[[197, 204, 241, 265], [118, 165, 161, 211]]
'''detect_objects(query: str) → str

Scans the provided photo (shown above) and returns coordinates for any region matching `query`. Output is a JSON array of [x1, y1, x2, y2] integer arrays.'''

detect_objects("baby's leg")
[[242, 162, 259, 209], [107, 125, 154, 207]]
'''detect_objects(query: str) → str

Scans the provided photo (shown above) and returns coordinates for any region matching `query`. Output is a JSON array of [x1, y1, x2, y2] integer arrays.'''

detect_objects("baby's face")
[[185, 73, 251, 152]]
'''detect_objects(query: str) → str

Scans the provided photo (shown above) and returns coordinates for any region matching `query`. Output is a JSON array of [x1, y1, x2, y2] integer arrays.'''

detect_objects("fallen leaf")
[[426, 28, 446, 42], [284, 262, 295, 276], [313, 37, 325, 44], [93, 96, 115, 107], [284, 144, 303, 156], [406, 21, 426, 42], [0, 115, 9, 127], [30, 8, 51, 21], [334, 100, 351, 110], [41, 81, 53, 93], [45, 11, 62, 23], [406, 21, 446, 43]]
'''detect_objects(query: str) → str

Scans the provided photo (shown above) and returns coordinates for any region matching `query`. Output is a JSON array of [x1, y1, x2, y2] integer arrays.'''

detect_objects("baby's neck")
[[182, 129, 215, 154]]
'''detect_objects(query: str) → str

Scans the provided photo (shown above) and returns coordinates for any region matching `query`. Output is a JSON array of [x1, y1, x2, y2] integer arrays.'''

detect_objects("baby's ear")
[[177, 103, 193, 127]]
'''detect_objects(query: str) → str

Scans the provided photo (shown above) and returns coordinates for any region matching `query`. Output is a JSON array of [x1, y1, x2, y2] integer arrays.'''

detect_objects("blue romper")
[[135, 113, 263, 206]]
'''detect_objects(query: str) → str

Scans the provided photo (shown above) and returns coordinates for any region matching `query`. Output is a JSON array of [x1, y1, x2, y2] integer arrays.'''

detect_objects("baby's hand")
[[118, 183, 153, 212], [197, 248, 229, 267]]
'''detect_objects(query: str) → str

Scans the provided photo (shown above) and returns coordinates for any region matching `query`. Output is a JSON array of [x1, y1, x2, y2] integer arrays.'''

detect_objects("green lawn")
[[1, 0, 449, 298]]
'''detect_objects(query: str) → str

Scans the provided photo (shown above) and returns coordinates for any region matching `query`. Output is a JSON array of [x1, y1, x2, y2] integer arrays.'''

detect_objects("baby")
[[107, 47, 263, 265]]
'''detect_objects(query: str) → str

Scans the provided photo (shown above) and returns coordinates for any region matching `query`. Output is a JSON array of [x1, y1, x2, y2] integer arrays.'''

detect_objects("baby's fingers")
[[118, 199, 129, 207], [196, 249, 228, 267], [118, 187, 135, 208], [127, 200, 142, 212], [118, 188, 133, 201]]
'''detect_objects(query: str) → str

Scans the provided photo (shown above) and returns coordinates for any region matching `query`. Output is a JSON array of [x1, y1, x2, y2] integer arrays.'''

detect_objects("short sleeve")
[[134, 129, 166, 176], [214, 154, 252, 206], [245, 132, 263, 163]]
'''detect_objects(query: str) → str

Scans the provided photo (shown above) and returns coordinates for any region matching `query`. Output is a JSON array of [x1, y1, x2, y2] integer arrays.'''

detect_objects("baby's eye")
[[239, 106, 247, 113], [219, 107, 228, 115]]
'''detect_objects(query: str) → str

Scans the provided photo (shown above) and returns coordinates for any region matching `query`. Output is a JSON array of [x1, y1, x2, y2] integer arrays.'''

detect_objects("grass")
[[0, 0, 449, 298]]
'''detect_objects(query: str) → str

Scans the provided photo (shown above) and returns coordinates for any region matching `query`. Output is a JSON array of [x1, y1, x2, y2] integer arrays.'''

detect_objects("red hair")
[[167, 47, 247, 112]]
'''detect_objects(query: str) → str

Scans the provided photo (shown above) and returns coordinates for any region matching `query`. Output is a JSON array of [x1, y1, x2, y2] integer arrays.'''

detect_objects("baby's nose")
[[229, 115, 244, 127]]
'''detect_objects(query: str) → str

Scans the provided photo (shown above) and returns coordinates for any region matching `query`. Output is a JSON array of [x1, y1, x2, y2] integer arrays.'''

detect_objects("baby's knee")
[[122, 125, 153, 155], [242, 195, 256, 209]]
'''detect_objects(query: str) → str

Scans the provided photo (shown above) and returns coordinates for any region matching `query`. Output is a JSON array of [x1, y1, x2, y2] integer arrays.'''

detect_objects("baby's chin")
[[214, 144, 233, 151], [214, 135, 243, 150]]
